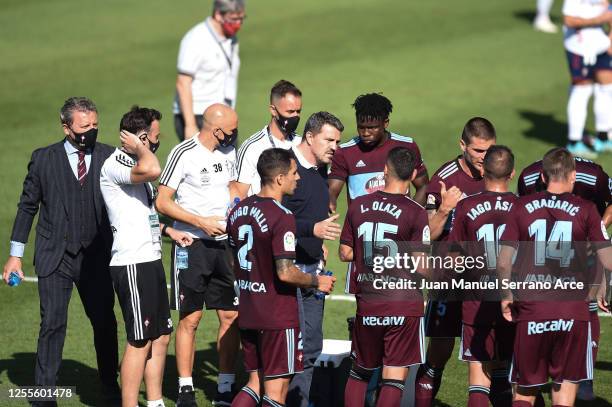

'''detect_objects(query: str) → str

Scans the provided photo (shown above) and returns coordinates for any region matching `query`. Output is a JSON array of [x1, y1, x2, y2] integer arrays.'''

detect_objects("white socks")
[[147, 399, 165, 407], [218, 373, 236, 393], [537, 0, 554, 19], [594, 83, 612, 134], [179, 376, 194, 389], [567, 84, 594, 142]]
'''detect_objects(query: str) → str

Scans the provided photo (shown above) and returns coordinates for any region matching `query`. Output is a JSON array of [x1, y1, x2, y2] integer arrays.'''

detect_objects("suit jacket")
[[10, 140, 114, 277]]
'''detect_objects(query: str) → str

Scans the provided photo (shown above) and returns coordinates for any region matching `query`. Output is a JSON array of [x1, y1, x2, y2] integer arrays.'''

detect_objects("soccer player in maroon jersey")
[[339, 147, 430, 407], [227, 149, 336, 407], [448, 146, 517, 407], [329, 93, 428, 296], [517, 155, 610, 400], [415, 117, 497, 407], [498, 147, 612, 407], [328, 93, 429, 210], [517, 156, 610, 216]]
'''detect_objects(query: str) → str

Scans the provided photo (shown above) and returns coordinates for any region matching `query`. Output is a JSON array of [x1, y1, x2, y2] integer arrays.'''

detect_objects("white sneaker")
[[533, 16, 558, 33]]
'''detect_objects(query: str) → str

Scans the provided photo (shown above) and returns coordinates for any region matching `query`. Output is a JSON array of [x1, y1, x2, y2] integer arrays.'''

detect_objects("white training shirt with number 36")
[[159, 135, 237, 240], [100, 149, 162, 266]]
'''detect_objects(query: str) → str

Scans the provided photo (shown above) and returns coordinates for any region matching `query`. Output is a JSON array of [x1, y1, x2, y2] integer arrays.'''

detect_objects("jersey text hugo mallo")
[[227, 195, 299, 330]]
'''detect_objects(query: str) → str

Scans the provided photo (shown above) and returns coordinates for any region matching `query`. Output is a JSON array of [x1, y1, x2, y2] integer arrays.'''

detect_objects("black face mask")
[[71, 127, 98, 150], [275, 112, 300, 135], [215, 128, 238, 147], [147, 138, 160, 153]]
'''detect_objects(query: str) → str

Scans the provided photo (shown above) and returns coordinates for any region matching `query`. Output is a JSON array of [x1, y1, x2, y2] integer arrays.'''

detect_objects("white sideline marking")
[[19, 277, 612, 311], [20, 276, 358, 302]]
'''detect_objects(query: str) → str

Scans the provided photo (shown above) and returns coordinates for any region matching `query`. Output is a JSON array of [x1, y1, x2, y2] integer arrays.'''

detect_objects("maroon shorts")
[[510, 319, 593, 386], [425, 300, 462, 337], [241, 328, 304, 378], [351, 315, 425, 369], [459, 321, 515, 363]]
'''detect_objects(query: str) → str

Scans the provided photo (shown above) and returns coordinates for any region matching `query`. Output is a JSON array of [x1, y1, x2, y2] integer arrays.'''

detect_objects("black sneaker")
[[176, 385, 197, 407], [212, 390, 236, 406]]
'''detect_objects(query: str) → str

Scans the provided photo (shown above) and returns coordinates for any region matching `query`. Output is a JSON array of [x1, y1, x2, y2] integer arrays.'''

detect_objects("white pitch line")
[[20, 275, 357, 302], [18, 277, 612, 311]]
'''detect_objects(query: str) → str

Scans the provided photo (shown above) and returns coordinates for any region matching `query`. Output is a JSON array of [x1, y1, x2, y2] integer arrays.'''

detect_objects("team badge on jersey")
[[423, 225, 431, 244], [284, 231, 296, 251], [200, 167, 211, 185], [427, 194, 436, 207], [365, 173, 385, 194]]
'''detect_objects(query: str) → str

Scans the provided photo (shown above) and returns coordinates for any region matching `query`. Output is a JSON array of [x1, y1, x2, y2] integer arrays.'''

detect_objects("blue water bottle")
[[176, 246, 189, 270], [8, 271, 22, 287], [314, 270, 333, 299]]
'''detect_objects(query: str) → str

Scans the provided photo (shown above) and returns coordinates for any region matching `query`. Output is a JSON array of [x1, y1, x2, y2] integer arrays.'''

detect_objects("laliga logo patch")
[[284, 231, 295, 251], [144, 319, 150, 327], [602, 221, 610, 240], [365, 173, 385, 194], [427, 194, 436, 206], [422, 225, 431, 244]]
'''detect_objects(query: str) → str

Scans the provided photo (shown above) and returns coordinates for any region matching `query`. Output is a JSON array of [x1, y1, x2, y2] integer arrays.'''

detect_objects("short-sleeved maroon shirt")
[[500, 191, 610, 321], [329, 133, 426, 206], [340, 191, 430, 317], [425, 157, 487, 241], [448, 191, 518, 325], [227, 195, 299, 330], [517, 158, 610, 215]]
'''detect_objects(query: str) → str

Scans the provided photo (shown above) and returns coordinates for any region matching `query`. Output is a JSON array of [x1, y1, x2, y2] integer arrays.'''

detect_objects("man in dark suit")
[[2, 97, 119, 405]]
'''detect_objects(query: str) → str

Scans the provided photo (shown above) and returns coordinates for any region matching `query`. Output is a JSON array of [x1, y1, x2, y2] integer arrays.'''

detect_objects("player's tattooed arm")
[[275, 258, 336, 293]]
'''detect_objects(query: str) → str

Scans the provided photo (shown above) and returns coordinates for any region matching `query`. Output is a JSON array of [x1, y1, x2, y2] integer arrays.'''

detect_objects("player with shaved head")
[[156, 103, 241, 405], [447, 145, 517, 407]]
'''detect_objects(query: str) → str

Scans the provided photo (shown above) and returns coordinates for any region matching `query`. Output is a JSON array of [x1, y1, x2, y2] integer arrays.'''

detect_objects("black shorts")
[[173, 114, 203, 142], [170, 239, 238, 313], [110, 259, 173, 342]]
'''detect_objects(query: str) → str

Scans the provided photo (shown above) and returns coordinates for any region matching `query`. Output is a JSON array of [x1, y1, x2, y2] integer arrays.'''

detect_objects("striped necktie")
[[77, 150, 87, 186]]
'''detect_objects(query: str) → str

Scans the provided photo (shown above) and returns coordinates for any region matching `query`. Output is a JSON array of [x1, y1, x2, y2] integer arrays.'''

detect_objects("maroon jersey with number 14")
[[448, 191, 518, 325], [340, 190, 430, 317], [500, 191, 610, 321], [227, 195, 299, 330]]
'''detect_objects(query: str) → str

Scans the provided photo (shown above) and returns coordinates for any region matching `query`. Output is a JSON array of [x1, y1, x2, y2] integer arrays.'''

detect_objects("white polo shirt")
[[236, 126, 301, 196], [159, 136, 237, 240], [100, 149, 162, 266], [173, 17, 240, 115], [563, 0, 610, 56]]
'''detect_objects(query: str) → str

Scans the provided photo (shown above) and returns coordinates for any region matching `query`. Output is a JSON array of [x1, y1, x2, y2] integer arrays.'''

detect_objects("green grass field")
[[1, 0, 611, 405]]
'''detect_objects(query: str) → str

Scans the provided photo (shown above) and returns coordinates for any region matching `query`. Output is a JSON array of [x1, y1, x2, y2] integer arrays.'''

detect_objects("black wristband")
[[161, 224, 169, 237], [310, 273, 318, 289]]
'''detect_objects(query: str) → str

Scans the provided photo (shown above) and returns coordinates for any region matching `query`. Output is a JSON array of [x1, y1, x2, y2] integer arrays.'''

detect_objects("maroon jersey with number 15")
[[227, 195, 299, 330], [340, 191, 430, 317]]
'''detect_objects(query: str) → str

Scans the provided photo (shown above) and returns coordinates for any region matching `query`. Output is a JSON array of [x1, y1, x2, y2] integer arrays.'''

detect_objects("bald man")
[[156, 104, 241, 405]]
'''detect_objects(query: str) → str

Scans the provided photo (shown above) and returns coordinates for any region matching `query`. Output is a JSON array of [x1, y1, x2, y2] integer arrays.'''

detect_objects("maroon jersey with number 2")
[[227, 195, 299, 330]]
